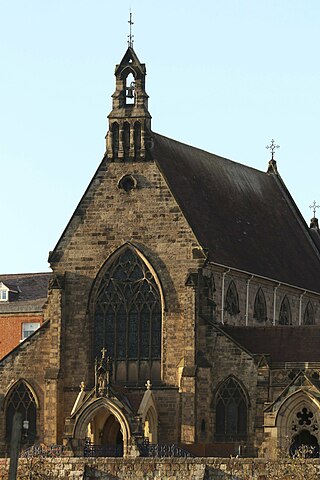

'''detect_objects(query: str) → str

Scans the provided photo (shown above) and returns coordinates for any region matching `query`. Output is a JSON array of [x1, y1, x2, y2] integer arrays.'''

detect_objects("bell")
[[126, 81, 135, 99], [126, 86, 134, 98]]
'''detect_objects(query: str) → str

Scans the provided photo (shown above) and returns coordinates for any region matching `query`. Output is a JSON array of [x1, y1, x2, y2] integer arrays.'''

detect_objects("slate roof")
[[0, 273, 51, 313], [153, 133, 320, 292], [220, 325, 320, 363]]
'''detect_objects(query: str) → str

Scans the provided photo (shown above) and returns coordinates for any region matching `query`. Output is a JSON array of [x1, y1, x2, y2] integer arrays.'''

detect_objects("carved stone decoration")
[[291, 407, 319, 435], [95, 348, 113, 397]]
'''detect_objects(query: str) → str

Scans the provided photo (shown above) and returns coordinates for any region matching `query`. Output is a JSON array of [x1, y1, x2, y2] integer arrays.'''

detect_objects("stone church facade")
[[1, 45, 320, 459]]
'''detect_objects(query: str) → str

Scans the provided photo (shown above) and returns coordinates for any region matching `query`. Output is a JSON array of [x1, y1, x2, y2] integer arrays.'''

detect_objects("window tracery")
[[94, 247, 161, 383], [6, 381, 37, 443], [215, 377, 247, 440]]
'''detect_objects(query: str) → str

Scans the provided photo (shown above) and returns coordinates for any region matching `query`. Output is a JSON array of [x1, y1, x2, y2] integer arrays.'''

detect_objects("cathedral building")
[[1, 43, 320, 459]]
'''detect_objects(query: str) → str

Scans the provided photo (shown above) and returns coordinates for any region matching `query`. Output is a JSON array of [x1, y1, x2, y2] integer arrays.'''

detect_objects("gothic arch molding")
[[275, 389, 320, 449], [4, 378, 40, 410], [89, 242, 165, 312], [72, 397, 132, 456]]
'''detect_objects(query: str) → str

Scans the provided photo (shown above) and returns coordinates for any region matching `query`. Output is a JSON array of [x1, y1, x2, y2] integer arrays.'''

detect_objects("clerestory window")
[[279, 295, 292, 325], [225, 281, 240, 316], [253, 288, 267, 323]]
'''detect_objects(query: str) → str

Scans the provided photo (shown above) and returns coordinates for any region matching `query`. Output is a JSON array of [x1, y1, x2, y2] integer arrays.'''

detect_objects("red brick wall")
[[0, 313, 44, 359]]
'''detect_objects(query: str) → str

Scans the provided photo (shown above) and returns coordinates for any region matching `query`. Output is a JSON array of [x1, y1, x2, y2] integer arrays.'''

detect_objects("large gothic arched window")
[[215, 377, 247, 440], [279, 295, 292, 325], [94, 247, 162, 384], [5, 381, 37, 444]]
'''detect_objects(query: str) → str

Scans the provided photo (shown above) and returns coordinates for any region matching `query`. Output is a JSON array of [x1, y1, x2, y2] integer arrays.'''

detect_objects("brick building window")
[[225, 281, 240, 316], [253, 288, 267, 322], [5, 380, 37, 444], [22, 322, 40, 340], [303, 301, 315, 325], [215, 377, 247, 440], [279, 295, 292, 325], [94, 246, 162, 384]]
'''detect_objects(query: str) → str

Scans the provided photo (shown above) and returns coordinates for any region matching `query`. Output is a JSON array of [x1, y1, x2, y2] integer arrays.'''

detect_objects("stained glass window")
[[215, 377, 247, 440], [303, 301, 315, 325], [279, 296, 292, 325], [225, 281, 240, 316], [94, 247, 161, 383], [6, 381, 37, 443], [253, 288, 267, 323]]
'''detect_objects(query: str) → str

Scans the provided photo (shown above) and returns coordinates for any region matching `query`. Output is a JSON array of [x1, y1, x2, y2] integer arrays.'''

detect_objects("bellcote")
[[106, 47, 152, 161]]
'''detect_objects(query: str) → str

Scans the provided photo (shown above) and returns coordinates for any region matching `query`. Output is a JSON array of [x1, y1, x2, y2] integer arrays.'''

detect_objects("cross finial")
[[101, 347, 107, 358], [309, 200, 320, 218], [145, 379, 152, 390], [266, 139, 280, 160], [127, 11, 134, 48]]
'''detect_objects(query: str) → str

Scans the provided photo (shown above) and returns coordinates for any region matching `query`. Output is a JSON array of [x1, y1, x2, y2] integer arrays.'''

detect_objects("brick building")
[[1, 44, 320, 459], [0, 273, 51, 359]]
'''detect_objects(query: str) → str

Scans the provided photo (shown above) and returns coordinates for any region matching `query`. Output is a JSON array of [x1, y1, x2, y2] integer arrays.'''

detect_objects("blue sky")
[[2, 1, 320, 273]]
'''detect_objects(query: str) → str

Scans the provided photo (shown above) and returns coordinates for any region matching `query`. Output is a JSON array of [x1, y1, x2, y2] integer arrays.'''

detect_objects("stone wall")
[[1, 456, 320, 479]]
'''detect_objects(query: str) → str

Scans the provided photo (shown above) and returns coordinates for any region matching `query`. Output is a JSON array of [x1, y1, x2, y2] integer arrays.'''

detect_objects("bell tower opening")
[[125, 72, 135, 105], [106, 36, 152, 161]]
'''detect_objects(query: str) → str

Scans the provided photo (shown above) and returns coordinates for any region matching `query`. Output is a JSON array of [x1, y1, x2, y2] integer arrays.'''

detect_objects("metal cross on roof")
[[127, 11, 134, 47], [266, 139, 280, 159], [309, 200, 320, 218]]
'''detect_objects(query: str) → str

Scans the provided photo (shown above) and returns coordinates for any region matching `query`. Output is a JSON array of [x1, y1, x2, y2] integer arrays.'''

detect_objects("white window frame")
[[0, 289, 8, 301], [21, 322, 40, 340]]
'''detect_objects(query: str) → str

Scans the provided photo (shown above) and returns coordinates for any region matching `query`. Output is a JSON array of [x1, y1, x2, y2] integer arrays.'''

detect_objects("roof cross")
[[266, 139, 280, 160], [127, 11, 134, 48], [309, 200, 320, 218]]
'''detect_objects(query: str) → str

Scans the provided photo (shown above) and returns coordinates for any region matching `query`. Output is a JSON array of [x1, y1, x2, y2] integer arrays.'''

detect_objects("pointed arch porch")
[[71, 396, 134, 457], [264, 388, 320, 456]]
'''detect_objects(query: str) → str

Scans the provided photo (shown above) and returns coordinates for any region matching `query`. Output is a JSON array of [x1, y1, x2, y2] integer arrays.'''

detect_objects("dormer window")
[[0, 289, 8, 301], [0, 281, 19, 302]]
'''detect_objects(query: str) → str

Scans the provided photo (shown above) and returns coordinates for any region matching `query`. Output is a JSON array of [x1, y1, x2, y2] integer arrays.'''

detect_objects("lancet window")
[[279, 295, 292, 325], [94, 247, 162, 384], [215, 377, 247, 440], [303, 301, 315, 325], [253, 288, 267, 323], [225, 281, 240, 316], [6, 381, 37, 443]]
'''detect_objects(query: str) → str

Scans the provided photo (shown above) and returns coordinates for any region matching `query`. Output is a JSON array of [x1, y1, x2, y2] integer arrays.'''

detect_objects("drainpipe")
[[245, 275, 254, 326], [299, 291, 306, 325], [221, 269, 230, 324], [273, 283, 280, 325]]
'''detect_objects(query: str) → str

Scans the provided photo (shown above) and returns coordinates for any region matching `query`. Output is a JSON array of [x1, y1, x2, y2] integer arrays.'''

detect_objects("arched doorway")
[[290, 430, 319, 458], [86, 410, 123, 456], [101, 414, 123, 456]]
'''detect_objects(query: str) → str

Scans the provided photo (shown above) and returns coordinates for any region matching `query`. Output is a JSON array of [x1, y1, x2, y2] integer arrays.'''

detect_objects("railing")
[[83, 442, 123, 457], [139, 440, 194, 458], [22, 444, 67, 458]]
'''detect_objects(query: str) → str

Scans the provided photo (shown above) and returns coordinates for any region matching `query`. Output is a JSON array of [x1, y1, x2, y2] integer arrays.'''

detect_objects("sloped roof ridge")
[[0, 272, 51, 277], [152, 131, 267, 176]]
